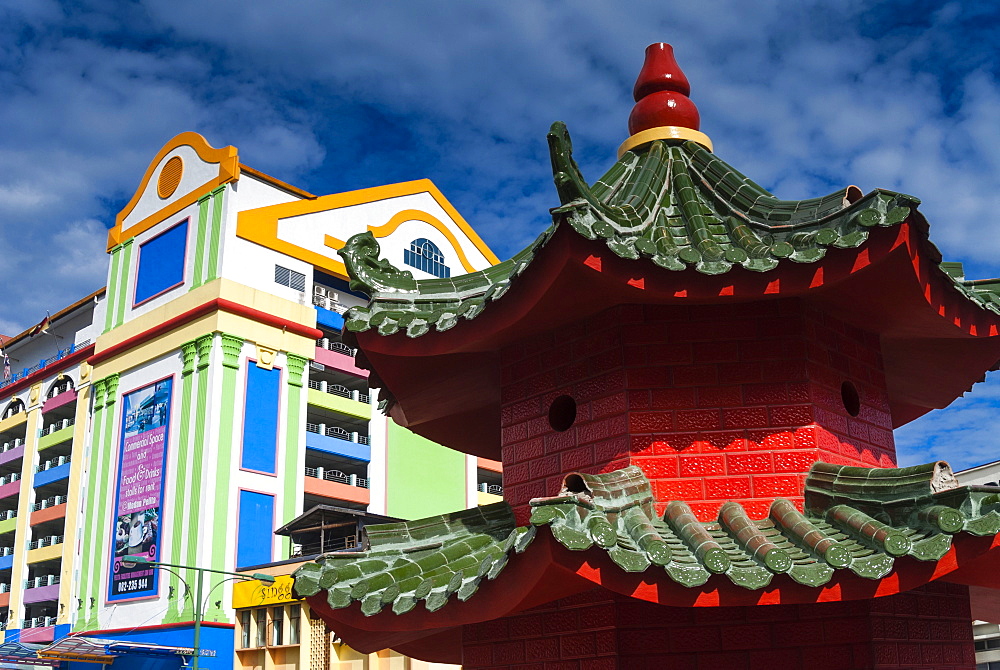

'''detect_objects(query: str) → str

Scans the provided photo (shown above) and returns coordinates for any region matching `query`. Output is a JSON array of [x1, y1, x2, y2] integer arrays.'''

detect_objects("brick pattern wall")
[[500, 299, 895, 523], [461, 583, 974, 670]]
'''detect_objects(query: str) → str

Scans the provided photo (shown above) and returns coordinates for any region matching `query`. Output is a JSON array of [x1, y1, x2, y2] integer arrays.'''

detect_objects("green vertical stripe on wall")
[[206, 334, 242, 622], [181, 335, 213, 620], [103, 247, 121, 333], [385, 420, 466, 520], [191, 196, 210, 289], [113, 241, 133, 328], [163, 341, 198, 623], [282, 355, 307, 557], [75, 379, 106, 632], [83, 374, 119, 629], [206, 186, 225, 282]]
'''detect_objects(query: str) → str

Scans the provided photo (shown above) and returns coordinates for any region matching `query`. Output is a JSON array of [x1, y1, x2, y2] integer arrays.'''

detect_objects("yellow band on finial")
[[617, 126, 713, 158]]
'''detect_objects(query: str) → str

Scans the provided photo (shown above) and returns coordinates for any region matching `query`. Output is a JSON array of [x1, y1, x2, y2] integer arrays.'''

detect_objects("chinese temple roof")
[[293, 461, 1000, 618], [340, 126, 1000, 340]]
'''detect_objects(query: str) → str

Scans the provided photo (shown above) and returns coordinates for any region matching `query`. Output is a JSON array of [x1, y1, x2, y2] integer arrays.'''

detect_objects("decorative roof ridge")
[[338, 122, 1000, 343], [292, 461, 1000, 617]]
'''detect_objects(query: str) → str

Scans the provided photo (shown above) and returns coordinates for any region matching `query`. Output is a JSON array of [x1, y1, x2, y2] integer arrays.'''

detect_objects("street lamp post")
[[124, 555, 275, 670]]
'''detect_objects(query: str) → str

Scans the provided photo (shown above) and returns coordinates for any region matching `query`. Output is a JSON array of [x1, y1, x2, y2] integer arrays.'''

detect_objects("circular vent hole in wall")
[[841, 381, 861, 417], [548, 395, 577, 432]]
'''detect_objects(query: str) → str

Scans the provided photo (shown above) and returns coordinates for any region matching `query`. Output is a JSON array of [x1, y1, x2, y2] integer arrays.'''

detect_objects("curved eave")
[[348, 218, 1000, 458]]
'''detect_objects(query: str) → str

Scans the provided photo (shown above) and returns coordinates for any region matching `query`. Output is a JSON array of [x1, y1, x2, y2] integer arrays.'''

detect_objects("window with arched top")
[[404, 238, 451, 278], [46, 378, 74, 399], [2, 399, 24, 420]]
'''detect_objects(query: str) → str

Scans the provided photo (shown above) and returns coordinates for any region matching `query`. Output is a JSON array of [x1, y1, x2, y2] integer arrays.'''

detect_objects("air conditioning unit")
[[314, 285, 328, 297]]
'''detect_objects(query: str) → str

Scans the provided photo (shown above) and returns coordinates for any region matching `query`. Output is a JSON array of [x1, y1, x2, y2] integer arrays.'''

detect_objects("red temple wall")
[[462, 582, 975, 670], [500, 299, 895, 523]]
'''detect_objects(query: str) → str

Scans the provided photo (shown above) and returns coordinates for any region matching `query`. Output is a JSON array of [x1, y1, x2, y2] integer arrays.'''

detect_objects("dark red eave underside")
[[305, 527, 1000, 663], [356, 221, 1000, 459]]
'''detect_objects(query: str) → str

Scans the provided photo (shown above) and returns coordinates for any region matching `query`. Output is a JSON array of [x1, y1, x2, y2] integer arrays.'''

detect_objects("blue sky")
[[2, 1, 1000, 469]]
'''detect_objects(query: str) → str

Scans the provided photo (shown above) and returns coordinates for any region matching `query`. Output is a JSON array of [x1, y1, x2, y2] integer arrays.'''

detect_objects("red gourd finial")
[[628, 43, 700, 135]]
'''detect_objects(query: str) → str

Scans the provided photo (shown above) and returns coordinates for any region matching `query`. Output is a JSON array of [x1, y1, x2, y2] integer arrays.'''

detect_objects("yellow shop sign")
[[233, 575, 301, 608]]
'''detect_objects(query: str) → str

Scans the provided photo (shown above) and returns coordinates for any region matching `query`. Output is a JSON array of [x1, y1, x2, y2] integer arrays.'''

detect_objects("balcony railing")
[[478, 483, 504, 495], [36, 456, 69, 473], [22, 616, 57, 628], [24, 575, 60, 589], [303, 466, 369, 489], [304, 423, 370, 446], [28, 536, 63, 550], [1, 439, 24, 452], [0, 510, 17, 521], [312, 293, 346, 314], [0, 547, 13, 557], [290, 535, 359, 557], [46, 382, 74, 399], [0, 473, 20, 486], [316, 338, 355, 357], [0, 340, 91, 391], [40, 418, 74, 437], [307, 380, 369, 404], [30, 496, 66, 512]]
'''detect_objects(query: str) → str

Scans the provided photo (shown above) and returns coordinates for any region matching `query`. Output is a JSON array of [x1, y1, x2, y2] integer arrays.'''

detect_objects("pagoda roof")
[[341, 124, 1000, 339], [293, 460, 1000, 657]]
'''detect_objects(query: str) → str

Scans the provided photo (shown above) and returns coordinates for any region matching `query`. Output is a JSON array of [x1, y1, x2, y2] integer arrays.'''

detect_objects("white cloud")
[[3, 0, 1000, 467]]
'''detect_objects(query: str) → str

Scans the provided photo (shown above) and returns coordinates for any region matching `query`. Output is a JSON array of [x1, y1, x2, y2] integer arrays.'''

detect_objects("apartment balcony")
[[22, 616, 57, 627], [304, 467, 369, 489], [303, 467, 370, 506], [314, 340, 368, 377], [0, 440, 24, 468], [0, 553, 12, 571], [38, 420, 74, 450], [41, 388, 76, 414], [304, 424, 370, 461], [30, 502, 67, 528], [0, 474, 20, 501], [28, 530, 65, 563], [23, 575, 60, 605], [33, 458, 70, 487]]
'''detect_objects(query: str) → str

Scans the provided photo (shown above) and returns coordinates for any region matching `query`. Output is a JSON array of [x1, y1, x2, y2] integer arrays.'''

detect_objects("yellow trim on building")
[[57, 384, 90, 624], [324, 208, 481, 274], [236, 179, 499, 279], [306, 388, 371, 420], [0, 411, 27, 434], [109, 132, 239, 250], [27, 542, 63, 564], [91, 279, 317, 378]]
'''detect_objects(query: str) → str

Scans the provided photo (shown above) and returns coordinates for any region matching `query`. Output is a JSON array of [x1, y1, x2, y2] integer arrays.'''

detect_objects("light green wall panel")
[[385, 420, 466, 520]]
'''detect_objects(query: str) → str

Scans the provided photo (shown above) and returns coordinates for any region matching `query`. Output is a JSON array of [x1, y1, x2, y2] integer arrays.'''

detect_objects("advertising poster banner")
[[108, 377, 172, 601]]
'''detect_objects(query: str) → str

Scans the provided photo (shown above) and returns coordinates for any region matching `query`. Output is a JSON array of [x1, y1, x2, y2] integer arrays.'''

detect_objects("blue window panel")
[[33, 462, 71, 488], [134, 221, 188, 304], [241, 366, 280, 474], [237, 490, 274, 567], [306, 434, 371, 462], [314, 306, 345, 332], [404, 238, 450, 278]]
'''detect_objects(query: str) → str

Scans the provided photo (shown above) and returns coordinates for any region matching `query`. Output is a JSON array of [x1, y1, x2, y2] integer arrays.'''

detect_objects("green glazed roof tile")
[[293, 460, 1000, 615], [337, 122, 1000, 342]]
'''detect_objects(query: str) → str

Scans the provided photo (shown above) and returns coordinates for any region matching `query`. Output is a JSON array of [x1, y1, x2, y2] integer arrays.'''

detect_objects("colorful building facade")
[[0, 131, 500, 667]]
